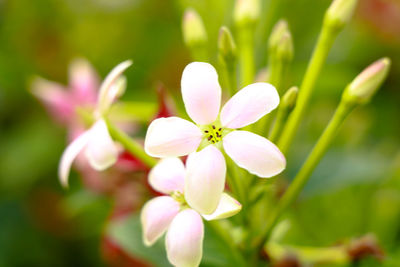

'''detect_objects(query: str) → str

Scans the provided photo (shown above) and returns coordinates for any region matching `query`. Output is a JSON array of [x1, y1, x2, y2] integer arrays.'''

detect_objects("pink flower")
[[58, 60, 132, 187], [144, 62, 286, 214], [31, 59, 99, 139], [141, 158, 241, 267]]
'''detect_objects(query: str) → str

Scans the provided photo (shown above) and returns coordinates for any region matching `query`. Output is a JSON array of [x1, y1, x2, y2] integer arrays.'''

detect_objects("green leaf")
[[107, 214, 171, 267], [107, 214, 244, 267]]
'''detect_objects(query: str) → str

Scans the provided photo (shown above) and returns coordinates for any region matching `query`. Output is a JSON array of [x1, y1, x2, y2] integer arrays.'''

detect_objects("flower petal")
[[181, 62, 221, 125], [85, 119, 118, 170], [58, 130, 91, 187], [30, 77, 74, 122], [202, 193, 242, 221], [97, 60, 132, 113], [166, 209, 204, 267], [69, 58, 99, 105], [223, 130, 286, 178], [220, 82, 279, 129], [185, 145, 226, 215], [141, 196, 180, 246], [149, 158, 185, 194], [144, 117, 202, 157]]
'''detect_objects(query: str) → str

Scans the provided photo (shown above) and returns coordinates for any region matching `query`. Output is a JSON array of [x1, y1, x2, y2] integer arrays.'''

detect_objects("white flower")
[[141, 158, 241, 267], [145, 62, 286, 214], [58, 60, 132, 187]]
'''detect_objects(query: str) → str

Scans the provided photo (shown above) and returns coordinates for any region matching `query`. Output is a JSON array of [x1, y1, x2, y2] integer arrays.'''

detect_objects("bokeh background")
[[0, 0, 399, 266]]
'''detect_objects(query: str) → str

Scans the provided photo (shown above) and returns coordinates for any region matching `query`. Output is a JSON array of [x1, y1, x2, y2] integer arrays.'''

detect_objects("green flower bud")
[[218, 26, 237, 65], [343, 58, 391, 105], [324, 0, 358, 31], [277, 33, 294, 62], [182, 8, 207, 48], [281, 86, 298, 111], [269, 20, 294, 62], [269, 20, 289, 53], [234, 0, 260, 27]]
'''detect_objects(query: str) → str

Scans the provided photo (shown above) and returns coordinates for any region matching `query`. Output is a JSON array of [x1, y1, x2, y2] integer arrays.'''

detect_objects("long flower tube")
[[141, 158, 242, 267], [144, 62, 286, 215]]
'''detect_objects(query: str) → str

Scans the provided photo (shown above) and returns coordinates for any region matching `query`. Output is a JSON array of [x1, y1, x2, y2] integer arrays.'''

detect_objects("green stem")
[[268, 106, 289, 143], [253, 99, 355, 252], [227, 64, 238, 96], [278, 25, 340, 154], [255, 0, 280, 65], [104, 118, 157, 168], [225, 154, 246, 206], [238, 25, 255, 87]]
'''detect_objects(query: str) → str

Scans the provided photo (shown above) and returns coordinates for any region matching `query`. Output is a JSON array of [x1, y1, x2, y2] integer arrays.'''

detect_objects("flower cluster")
[[142, 62, 286, 266]]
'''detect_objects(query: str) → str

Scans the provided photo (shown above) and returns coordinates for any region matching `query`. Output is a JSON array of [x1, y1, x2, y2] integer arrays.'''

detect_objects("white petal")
[[223, 130, 286, 178], [84, 119, 118, 170], [181, 62, 221, 125], [141, 196, 180, 246], [202, 193, 242, 221], [97, 60, 132, 113], [149, 158, 185, 194], [58, 130, 91, 187], [144, 117, 203, 157], [166, 209, 204, 267], [220, 82, 279, 129], [185, 145, 226, 215]]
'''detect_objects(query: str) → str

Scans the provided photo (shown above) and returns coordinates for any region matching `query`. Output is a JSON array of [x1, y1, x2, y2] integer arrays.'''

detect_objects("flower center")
[[204, 125, 223, 144], [171, 191, 186, 205]]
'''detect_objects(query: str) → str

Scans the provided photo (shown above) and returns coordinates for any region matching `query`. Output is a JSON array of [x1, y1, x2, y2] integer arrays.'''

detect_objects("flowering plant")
[[29, 0, 396, 266]]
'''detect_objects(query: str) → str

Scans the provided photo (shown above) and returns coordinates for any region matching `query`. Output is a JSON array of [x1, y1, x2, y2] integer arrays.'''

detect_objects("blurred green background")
[[0, 0, 399, 266]]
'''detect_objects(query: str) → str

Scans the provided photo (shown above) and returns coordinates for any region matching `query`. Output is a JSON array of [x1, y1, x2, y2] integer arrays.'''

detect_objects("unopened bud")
[[277, 33, 294, 62], [343, 58, 391, 104], [182, 8, 207, 48], [234, 0, 260, 27], [218, 26, 237, 65], [269, 20, 294, 62], [281, 86, 298, 111], [269, 20, 289, 52], [324, 0, 358, 31]]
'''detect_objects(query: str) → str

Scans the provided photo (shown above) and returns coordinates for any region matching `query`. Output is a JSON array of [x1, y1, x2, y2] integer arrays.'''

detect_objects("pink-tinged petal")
[[181, 62, 221, 125], [31, 77, 74, 122], [185, 145, 226, 215], [202, 193, 242, 221], [141, 196, 180, 246], [69, 58, 99, 105], [97, 60, 132, 113], [220, 83, 279, 129], [58, 130, 91, 187], [223, 130, 286, 178], [166, 209, 204, 267], [149, 158, 185, 194], [85, 119, 118, 170], [144, 117, 202, 157]]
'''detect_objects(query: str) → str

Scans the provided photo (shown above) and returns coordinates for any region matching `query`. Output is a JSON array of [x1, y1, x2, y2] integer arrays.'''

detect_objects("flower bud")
[[281, 86, 298, 111], [182, 8, 207, 48], [218, 26, 237, 65], [343, 58, 391, 104], [269, 20, 294, 62], [234, 0, 260, 27], [269, 20, 289, 53], [277, 33, 294, 62], [324, 0, 358, 31]]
